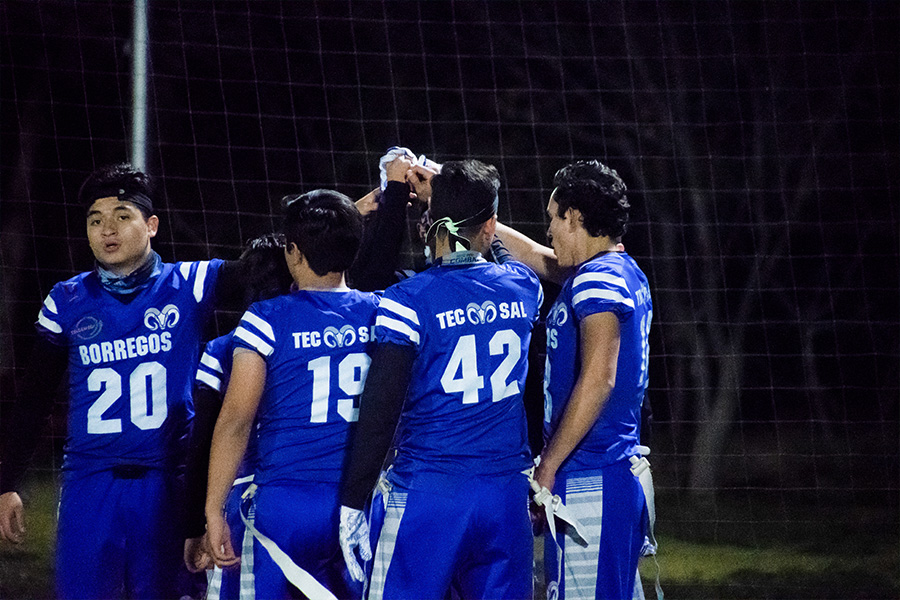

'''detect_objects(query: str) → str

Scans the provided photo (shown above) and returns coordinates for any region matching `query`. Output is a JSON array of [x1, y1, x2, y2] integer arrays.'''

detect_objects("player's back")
[[233, 288, 380, 486], [376, 257, 543, 478]]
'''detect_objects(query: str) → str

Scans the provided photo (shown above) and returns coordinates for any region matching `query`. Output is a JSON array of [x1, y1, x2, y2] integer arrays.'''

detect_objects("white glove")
[[339, 505, 372, 583]]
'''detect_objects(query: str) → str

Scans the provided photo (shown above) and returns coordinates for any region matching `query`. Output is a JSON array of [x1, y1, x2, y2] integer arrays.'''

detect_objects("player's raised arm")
[[494, 221, 569, 284], [348, 154, 415, 292]]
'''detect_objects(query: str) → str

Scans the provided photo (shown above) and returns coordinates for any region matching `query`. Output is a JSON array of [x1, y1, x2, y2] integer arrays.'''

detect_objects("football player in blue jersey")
[[205, 189, 381, 599], [178, 154, 416, 600], [339, 160, 544, 600], [181, 233, 293, 599], [0, 163, 263, 599], [496, 160, 654, 600]]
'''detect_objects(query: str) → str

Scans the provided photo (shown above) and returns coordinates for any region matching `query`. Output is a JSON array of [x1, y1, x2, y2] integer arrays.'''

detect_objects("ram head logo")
[[548, 303, 568, 328], [466, 301, 497, 325], [143, 304, 180, 331], [323, 324, 357, 348]]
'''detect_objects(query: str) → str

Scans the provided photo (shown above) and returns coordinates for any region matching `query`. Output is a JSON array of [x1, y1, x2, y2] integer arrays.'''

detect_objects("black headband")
[[84, 184, 154, 215]]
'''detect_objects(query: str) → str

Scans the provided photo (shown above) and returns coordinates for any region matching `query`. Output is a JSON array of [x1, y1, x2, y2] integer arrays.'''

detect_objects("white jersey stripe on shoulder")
[[200, 352, 224, 374], [573, 271, 628, 292], [234, 326, 274, 357], [43, 295, 58, 315], [379, 297, 420, 325], [37, 312, 63, 334], [196, 369, 223, 392], [193, 261, 210, 303], [572, 288, 634, 310], [179, 262, 192, 280], [242, 312, 276, 344], [375, 315, 420, 345]]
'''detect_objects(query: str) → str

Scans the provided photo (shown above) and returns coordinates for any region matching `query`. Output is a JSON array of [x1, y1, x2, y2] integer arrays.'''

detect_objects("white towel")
[[379, 146, 439, 190]]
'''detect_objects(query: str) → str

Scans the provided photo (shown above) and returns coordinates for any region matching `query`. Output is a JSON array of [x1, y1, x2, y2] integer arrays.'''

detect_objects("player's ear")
[[482, 215, 497, 238], [565, 207, 582, 232], [146, 215, 159, 238], [284, 242, 304, 266]]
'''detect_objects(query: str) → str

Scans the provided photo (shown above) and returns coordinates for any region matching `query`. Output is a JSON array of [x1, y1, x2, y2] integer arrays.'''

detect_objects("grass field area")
[[1, 470, 897, 599], [0, 470, 57, 600]]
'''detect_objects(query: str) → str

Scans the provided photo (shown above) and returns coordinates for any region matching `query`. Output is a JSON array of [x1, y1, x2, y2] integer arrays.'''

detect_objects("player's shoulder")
[[314, 288, 382, 319], [171, 257, 225, 283], [347, 288, 382, 307], [382, 267, 435, 300], [203, 330, 235, 356], [47, 270, 97, 305], [243, 293, 286, 320], [495, 259, 541, 288], [576, 251, 629, 277]]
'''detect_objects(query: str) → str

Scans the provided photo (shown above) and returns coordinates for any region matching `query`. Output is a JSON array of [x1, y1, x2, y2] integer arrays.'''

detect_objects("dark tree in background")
[[1, 0, 897, 551]]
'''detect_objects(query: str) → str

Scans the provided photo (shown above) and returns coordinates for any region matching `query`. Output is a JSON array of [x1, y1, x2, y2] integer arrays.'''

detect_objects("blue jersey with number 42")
[[36, 260, 223, 472], [544, 251, 652, 471], [375, 255, 543, 479], [233, 289, 380, 486]]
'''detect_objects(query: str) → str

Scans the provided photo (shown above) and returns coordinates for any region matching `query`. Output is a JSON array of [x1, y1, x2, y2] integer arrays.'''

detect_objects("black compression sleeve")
[[489, 234, 513, 265], [213, 259, 248, 312], [340, 343, 414, 509], [348, 181, 410, 291], [0, 337, 67, 494], [182, 383, 223, 538]]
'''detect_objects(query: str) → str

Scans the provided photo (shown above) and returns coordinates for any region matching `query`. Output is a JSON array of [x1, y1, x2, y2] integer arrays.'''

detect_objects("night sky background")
[[1, 1, 898, 596]]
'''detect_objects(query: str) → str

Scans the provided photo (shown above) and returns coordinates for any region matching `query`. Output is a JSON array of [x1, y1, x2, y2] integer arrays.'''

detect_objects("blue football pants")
[[56, 468, 181, 600], [543, 461, 646, 600], [368, 470, 533, 600], [251, 482, 361, 600]]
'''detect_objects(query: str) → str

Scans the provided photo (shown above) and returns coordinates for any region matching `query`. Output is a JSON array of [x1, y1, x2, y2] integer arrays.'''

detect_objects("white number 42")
[[440, 329, 522, 404]]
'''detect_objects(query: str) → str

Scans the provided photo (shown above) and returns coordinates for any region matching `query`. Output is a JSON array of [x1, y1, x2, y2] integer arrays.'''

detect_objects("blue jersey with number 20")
[[36, 260, 223, 472]]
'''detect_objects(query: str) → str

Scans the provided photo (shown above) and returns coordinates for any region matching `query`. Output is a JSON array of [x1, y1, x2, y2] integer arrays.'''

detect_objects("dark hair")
[[281, 189, 363, 276], [239, 233, 293, 303], [78, 163, 155, 218], [429, 160, 500, 233], [551, 160, 629, 239]]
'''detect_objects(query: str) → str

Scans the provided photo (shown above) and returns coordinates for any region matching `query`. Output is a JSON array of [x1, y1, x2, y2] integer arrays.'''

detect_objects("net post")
[[131, 0, 149, 171]]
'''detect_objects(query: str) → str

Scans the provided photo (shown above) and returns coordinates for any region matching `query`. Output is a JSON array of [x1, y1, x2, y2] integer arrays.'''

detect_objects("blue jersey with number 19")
[[375, 254, 543, 478], [544, 251, 652, 472], [232, 289, 380, 486], [36, 260, 223, 472]]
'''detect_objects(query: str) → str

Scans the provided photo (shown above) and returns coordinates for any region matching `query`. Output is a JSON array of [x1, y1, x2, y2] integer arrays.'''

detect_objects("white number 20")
[[441, 329, 522, 404], [86, 362, 167, 434]]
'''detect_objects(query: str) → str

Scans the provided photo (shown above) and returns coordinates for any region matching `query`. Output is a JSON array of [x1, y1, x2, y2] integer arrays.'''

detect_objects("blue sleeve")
[[374, 288, 421, 349], [233, 302, 277, 358], [570, 260, 635, 323], [195, 332, 233, 392], [35, 283, 68, 345]]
